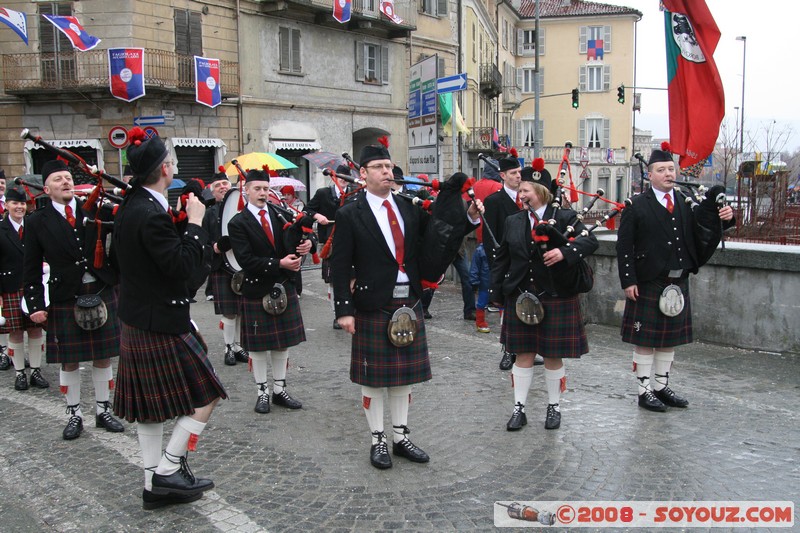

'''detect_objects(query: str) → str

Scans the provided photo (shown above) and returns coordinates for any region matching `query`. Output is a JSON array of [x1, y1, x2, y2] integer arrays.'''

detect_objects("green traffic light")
[[571, 88, 579, 109], [617, 84, 625, 104]]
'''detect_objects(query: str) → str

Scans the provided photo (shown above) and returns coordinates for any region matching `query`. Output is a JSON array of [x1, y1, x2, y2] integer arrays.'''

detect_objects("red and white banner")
[[194, 56, 221, 108], [332, 0, 352, 23], [380, 0, 403, 24]]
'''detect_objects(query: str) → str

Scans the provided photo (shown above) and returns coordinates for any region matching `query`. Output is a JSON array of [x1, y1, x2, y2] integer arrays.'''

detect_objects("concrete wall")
[[584, 234, 800, 355]]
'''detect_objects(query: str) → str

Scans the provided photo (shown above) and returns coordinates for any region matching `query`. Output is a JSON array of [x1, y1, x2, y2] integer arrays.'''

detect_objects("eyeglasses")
[[364, 163, 394, 171]]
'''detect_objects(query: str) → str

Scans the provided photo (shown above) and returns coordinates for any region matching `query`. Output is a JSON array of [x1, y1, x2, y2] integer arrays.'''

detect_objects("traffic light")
[[571, 88, 579, 109], [617, 84, 625, 104]]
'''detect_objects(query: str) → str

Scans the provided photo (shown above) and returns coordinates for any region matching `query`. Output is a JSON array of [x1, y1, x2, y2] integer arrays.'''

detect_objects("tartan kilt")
[[45, 284, 120, 364], [114, 323, 227, 423], [210, 270, 242, 316], [621, 277, 693, 348], [350, 298, 431, 387], [0, 290, 39, 333], [240, 284, 305, 352], [503, 294, 588, 358]]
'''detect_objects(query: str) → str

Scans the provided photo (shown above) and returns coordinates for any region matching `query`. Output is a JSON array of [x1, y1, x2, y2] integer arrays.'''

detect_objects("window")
[[356, 0, 378, 14], [579, 118, 610, 148], [521, 68, 535, 93], [579, 25, 611, 53], [616, 168, 626, 202], [437, 57, 446, 78], [597, 168, 611, 199], [472, 24, 476, 61], [356, 41, 388, 84], [175, 9, 203, 85], [38, 2, 75, 86], [516, 119, 543, 148], [421, 0, 447, 17], [517, 28, 545, 57], [579, 64, 611, 92], [503, 20, 508, 50], [279, 27, 301, 74]]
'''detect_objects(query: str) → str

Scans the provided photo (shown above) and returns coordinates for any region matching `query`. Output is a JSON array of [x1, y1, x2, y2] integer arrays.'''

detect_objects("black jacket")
[[23, 199, 117, 313], [0, 216, 24, 293], [113, 187, 207, 334], [304, 185, 340, 245], [482, 188, 519, 253], [201, 202, 226, 272]]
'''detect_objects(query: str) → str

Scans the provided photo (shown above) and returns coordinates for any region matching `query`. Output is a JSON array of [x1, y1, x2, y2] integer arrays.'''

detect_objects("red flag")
[[662, 0, 725, 169]]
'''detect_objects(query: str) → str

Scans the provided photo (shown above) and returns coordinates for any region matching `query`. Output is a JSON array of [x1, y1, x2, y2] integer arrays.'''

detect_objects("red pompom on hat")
[[532, 157, 545, 172], [648, 141, 675, 166], [126, 127, 168, 180], [377, 135, 390, 148]]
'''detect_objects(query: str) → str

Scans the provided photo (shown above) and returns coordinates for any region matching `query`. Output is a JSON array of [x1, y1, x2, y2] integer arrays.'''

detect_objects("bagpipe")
[[317, 165, 365, 260]]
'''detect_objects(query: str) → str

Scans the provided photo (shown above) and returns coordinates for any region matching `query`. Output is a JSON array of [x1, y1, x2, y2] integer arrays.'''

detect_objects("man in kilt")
[[228, 168, 311, 415], [616, 145, 733, 412], [305, 164, 356, 330], [0, 186, 47, 391], [329, 142, 482, 469], [490, 163, 598, 431], [23, 159, 124, 440], [0, 168, 11, 371], [113, 128, 227, 509], [201, 169, 248, 366]]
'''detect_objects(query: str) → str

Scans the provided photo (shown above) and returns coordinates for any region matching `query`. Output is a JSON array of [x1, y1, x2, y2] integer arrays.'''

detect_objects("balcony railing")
[[2, 49, 239, 97], [274, 0, 416, 30], [503, 83, 521, 107], [464, 127, 499, 152], [479, 63, 502, 99]]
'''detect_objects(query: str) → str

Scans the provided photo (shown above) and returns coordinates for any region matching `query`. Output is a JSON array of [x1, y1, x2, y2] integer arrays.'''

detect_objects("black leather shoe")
[[545, 404, 561, 430], [232, 345, 249, 363], [499, 350, 513, 370], [254, 390, 270, 414], [393, 438, 430, 463], [506, 403, 527, 431], [370, 441, 392, 469], [223, 345, 236, 366], [29, 368, 50, 389], [14, 372, 28, 391], [151, 459, 214, 496], [142, 489, 202, 510], [63, 415, 83, 440], [638, 390, 667, 412], [423, 310, 432, 319], [653, 386, 689, 408], [463, 311, 476, 321], [0, 353, 10, 371], [272, 390, 302, 409], [96, 411, 125, 432], [333, 319, 342, 330]]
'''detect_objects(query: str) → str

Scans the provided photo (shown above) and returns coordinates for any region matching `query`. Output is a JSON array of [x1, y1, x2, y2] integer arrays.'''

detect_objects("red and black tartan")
[[0, 290, 39, 333], [503, 294, 588, 358], [240, 284, 305, 352], [45, 284, 120, 364], [113, 323, 227, 423], [621, 277, 693, 348], [350, 298, 431, 387], [209, 270, 241, 316]]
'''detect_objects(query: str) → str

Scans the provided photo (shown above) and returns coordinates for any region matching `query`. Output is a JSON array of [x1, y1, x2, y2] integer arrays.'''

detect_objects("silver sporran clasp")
[[515, 291, 544, 325], [262, 283, 288, 315], [387, 305, 418, 347], [73, 294, 108, 331], [659, 284, 685, 317]]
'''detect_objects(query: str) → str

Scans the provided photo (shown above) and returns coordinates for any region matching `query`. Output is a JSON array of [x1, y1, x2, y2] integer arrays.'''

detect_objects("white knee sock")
[[221, 316, 236, 346], [388, 386, 411, 443], [92, 365, 113, 408], [137, 422, 164, 491], [511, 364, 534, 411], [8, 340, 26, 372], [250, 350, 269, 388], [362, 386, 385, 444], [157, 416, 207, 476], [234, 315, 242, 346], [28, 336, 44, 369], [653, 350, 675, 391], [633, 350, 655, 395], [270, 350, 288, 393], [60, 369, 83, 418], [544, 365, 565, 406]]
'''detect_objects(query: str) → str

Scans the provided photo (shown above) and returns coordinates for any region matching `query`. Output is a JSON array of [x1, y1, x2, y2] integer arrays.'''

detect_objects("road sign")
[[408, 56, 439, 174], [133, 115, 165, 127], [436, 73, 467, 94], [108, 126, 128, 149], [143, 126, 159, 139]]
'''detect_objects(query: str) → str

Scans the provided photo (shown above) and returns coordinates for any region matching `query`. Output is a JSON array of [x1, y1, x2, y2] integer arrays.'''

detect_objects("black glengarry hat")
[[359, 136, 391, 167], [126, 127, 169, 179], [648, 141, 675, 166], [41, 159, 70, 182]]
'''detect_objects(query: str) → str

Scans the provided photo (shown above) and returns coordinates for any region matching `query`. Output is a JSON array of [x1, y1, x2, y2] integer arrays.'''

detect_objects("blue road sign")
[[133, 115, 165, 127], [436, 73, 467, 94]]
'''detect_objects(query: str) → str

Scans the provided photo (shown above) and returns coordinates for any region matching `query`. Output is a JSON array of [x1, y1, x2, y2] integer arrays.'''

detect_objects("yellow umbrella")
[[225, 152, 298, 177]]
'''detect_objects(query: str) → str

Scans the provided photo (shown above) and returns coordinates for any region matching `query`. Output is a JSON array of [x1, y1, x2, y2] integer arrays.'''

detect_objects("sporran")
[[73, 294, 108, 331], [387, 306, 418, 347], [658, 284, 685, 317], [230, 271, 244, 295], [515, 291, 545, 325], [262, 283, 288, 315]]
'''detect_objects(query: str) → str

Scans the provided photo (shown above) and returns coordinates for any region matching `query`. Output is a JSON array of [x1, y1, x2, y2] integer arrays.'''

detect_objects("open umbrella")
[[268, 176, 306, 192], [167, 178, 187, 190], [225, 152, 297, 177], [302, 151, 345, 173]]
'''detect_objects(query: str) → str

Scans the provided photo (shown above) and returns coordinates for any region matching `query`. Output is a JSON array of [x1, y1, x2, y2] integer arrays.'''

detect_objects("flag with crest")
[[0, 7, 28, 44], [41, 14, 100, 51], [195, 56, 221, 108]]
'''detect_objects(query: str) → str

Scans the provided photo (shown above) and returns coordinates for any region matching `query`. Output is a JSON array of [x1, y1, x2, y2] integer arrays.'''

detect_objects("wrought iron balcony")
[[259, 0, 416, 34], [2, 49, 239, 97], [479, 63, 502, 99], [464, 127, 505, 152]]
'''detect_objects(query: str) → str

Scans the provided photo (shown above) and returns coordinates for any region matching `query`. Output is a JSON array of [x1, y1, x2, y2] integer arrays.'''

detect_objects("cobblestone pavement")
[[0, 270, 797, 532]]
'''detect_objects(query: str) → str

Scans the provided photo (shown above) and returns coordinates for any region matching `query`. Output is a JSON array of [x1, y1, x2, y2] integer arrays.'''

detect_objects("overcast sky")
[[625, 0, 799, 154]]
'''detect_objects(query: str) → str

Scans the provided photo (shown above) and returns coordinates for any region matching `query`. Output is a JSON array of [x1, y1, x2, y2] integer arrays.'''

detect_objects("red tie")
[[258, 209, 275, 247], [515, 192, 522, 210], [665, 194, 674, 214], [0, 201, 4, 215], [383, 200, 405, 272], [65, 205, 76, 228], [18, 226, 23, 240]]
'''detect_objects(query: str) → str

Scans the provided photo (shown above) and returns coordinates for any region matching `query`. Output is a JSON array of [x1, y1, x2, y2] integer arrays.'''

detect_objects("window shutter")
[[537, 119, 544, 146], [603, 119, 610, 148], [579, 119, 586, 147], [381, 45, 389, 84], [603, 65, 611, 91], [291, 29, 301, 73], [279, 27, 290, 72], [603, 25, 611, 52], [537, 67, 544, 95], [39, 3, 56, 53], [355, 41, 364, 81], [174, 10, 189, 55], [516, 29, 523, 56], [516, 66, 523, 89], [579, 65, 587, 92], [437, 0, 447, 17], [189, 11, 203, 56], [579, 26, 587, 53], [538, 27, 545, 55], [515, 120, 523, 148], [438, 57, 446, 78]]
